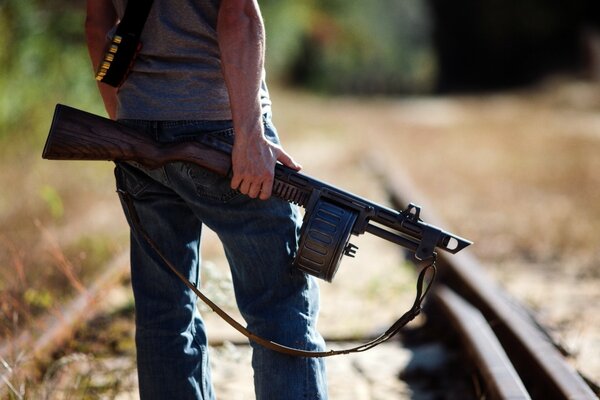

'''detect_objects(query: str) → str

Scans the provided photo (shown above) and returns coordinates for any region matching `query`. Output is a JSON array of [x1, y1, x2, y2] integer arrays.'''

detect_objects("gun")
[[43, 104, 472, 282]]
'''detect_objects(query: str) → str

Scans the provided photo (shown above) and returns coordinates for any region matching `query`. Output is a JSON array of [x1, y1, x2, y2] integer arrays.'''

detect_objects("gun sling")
[[118, 188, 436, 358]]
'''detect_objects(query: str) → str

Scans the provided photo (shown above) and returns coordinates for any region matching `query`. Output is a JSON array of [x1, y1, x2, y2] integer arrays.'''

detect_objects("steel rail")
[[432, 285, 531, 399], [370, 158, 597, 400], [434, 251, 596, 399]]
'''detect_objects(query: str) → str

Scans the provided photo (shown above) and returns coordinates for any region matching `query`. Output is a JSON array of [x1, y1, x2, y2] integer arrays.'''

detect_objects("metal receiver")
[[271, 164, 472, 282]]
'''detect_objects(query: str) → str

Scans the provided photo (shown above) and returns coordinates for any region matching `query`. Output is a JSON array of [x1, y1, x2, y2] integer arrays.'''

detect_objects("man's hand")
[[231, 130, 301, 200]]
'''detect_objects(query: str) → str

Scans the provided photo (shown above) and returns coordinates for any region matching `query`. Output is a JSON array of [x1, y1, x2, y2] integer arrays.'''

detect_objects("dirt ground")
[[3, 78, 599, 398]]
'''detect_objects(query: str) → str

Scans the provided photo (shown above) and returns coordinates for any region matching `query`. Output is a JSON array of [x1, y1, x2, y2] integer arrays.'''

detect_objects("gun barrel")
[[273, 163, 472, 258]]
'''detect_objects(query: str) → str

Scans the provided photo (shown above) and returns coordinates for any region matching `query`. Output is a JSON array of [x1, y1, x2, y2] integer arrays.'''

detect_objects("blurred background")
[[1, 0, 599, 397], [1, 0, 599, 140]]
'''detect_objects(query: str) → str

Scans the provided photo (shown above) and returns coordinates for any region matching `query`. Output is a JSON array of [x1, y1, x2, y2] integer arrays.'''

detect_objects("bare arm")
[[85, 0, 118, 120], [217, 0, 300, 200]]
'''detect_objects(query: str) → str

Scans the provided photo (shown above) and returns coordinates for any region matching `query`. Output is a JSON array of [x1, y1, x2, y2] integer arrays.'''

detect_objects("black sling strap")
[[118, 188, 437, 358], [95, 0, 154, 87]]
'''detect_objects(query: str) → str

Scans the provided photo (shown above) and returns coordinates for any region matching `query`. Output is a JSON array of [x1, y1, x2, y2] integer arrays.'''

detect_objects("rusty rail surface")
[[371, 159, 598, 400], [433, 285, 530, 399]]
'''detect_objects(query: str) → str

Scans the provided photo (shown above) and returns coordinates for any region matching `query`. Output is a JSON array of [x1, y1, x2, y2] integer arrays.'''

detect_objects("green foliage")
[[261, 0, 316, 79], [24, 287, 54, 311], [39, 185, 64, 220], [0, 0, 102, 150], [261, 0, 437, 94]]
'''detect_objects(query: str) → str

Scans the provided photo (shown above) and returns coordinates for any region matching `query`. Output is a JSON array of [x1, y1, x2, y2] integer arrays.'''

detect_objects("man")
[[85, 0, 328, 398]]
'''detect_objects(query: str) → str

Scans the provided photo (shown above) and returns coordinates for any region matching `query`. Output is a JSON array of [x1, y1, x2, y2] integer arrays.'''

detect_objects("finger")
[[277, 149, 302, 171], [238, 179, 253, 196], [247, 181, 262, 199], [230, 173, 242, 191], [258, 179, 273, 200]]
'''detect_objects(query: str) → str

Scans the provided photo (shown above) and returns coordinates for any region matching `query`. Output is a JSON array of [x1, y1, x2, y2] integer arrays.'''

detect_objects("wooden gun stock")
[[43, 104, 231, 175]]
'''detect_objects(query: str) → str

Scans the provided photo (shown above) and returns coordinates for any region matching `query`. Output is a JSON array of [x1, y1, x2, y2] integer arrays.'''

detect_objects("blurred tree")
[[0, 0, 98, 146], [262, 0, 437, 95]]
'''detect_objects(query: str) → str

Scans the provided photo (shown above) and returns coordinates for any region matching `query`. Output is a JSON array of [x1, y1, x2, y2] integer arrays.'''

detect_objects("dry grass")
[[0, 156, 128, 396]]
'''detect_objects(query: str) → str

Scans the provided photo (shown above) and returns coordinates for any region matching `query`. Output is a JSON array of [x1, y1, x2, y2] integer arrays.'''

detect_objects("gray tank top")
[[112, 0, 271, 121]]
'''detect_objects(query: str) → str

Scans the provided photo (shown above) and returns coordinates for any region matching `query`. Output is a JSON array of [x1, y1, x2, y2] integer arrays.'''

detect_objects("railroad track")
[[371, 158, 599, 400], [2, 164, 599, 399]]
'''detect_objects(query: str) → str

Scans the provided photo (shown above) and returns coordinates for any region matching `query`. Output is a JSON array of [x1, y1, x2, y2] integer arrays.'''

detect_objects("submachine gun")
[[43, 104, 471, 283]]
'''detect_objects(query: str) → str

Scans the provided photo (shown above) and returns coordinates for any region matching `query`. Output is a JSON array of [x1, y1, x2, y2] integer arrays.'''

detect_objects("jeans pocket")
[[183, 162, 241, 203], [114, 162, 151, 196]]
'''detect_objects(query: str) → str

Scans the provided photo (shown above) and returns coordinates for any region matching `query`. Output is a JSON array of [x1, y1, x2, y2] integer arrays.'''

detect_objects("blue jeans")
[[115, 117, 328, 399]]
